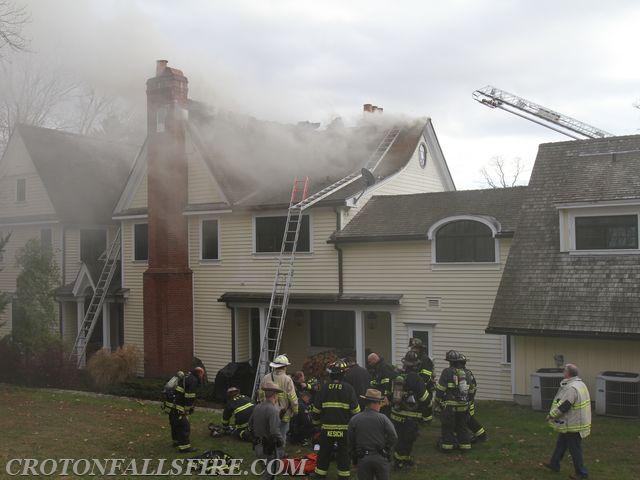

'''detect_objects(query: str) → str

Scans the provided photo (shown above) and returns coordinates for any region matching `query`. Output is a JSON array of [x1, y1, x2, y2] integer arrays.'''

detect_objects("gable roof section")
[[487, 135, 640, 339], [187, 107, 431, 208], [330, 186, 526, 243], [17, 125, 137, 225]]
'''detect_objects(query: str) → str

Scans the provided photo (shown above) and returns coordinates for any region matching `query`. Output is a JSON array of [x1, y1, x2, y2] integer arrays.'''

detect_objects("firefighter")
[[408, 337, 435, 423], [312, 359, 361, 479], [222, 387, 255, 441], [460, 355, 487, 443], [436, 350, 472, 452], [163, 366, 205, 453], [366, 353, 397, 417], [390, 351, 429, 469], [259, 354, 298, 450]]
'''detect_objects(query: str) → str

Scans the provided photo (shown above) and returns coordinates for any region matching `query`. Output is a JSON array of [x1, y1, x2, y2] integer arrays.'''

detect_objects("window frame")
[[418, 143, 427, 169], [428, 215, 500, 265], [16, 178, 26, 202], [252, 211, 313, 255], [406, 323, 435, 358], [200, 217, 221, 262], [40, 228, 53, 252], [132, 222, 149, 263], [564, 205, 640, 255]]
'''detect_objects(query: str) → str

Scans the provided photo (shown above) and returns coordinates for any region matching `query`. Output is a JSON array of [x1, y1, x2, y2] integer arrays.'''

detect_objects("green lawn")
[[0, 384, 638, 479]]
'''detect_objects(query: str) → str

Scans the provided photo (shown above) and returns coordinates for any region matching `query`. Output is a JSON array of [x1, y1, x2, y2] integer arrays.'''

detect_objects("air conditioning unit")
[[531, 368, 564, 411], [595, 371, 640, 418]]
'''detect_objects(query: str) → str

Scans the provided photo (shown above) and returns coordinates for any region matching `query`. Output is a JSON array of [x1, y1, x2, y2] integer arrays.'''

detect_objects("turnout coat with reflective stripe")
[[548, 376, 591, 438], [312, 380, 361, 431], [222, 394, 255, 428]]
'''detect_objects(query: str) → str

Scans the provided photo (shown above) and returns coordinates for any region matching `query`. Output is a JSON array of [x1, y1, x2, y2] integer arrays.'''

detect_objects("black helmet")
[[327, 359, 348, 378], [445, 350, 464, 362], [402, 351, 420, 368]]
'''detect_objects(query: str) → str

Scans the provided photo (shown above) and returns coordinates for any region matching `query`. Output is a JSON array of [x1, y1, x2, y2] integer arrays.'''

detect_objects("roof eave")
[[485, 325, 640, 340]]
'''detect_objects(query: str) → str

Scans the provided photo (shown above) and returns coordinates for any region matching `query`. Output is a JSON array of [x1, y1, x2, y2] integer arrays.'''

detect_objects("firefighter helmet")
[[226, 386, 240, 397], [408, 337, 426, 350], [269, 354, 291, 368], [402, 350, 420, 367], [327, 359, 349, 377], [445, 350, 464, 362]]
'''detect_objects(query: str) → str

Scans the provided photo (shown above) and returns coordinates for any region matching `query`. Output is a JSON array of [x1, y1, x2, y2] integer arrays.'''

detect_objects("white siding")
[[0, 132, 56, 218], [130, 173, 148, 209], [341, 238, 513, 401], [121, 220, 146, 373], [187, 148, 226, 205], [188, 208, 339, 374]]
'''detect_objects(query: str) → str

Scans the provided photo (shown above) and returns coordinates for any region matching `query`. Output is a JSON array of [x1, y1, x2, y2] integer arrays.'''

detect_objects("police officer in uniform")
[[348, 389, 397, 480], [312, 359, 361, 479], [249, 381, 285, 480], [390, 351, 429, 469], [222, 386, 255, 441], [408, 338, 435, 423], [436, 350, 472, 452]]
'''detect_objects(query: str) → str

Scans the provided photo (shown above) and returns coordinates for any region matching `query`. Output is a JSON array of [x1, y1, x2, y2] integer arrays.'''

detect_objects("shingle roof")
[[186, 107, 431, 208], [487, 135, 640, 339], [17, 125, 138, 224], [330, 187, 527, 243]]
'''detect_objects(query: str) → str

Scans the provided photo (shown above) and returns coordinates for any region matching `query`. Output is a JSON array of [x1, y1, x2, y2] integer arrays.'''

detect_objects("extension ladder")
[[69, 228, 121, 368], [251, 127, 402, 398], [252, 178, 309, 398]]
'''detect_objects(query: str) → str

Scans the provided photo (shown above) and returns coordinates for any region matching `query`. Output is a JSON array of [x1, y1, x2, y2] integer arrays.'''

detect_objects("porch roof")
[[218, 291, 402, 306]]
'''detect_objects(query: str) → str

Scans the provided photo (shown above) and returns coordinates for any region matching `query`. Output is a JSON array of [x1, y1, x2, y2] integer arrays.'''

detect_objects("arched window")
[[435, 220, 495, 262]]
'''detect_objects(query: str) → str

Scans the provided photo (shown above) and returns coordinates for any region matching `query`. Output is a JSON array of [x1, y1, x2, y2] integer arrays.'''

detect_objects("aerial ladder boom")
[[473, 85, 613, 140]]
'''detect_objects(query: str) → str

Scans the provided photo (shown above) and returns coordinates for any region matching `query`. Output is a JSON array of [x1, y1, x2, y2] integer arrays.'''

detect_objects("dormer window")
[[575, 215, 638, 250], [558, 202, 640, 254], [427, 216, 500, 264]]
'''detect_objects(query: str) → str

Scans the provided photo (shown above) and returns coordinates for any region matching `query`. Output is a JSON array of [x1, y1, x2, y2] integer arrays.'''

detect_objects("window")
[[40, 228, 52, 251], [418, 143, 427, 169], [503, 335, 512, 364], [80, 229, 107, 264], [201, 219, 219, 260], [310, 310, 354, 348], [16, 179, 26, 202], [575, 215, 638, 250], [255, 215, 310, 253], [435, 220, 495, 262], [134, 223, 149, 261], [407, 325, 433, 357]]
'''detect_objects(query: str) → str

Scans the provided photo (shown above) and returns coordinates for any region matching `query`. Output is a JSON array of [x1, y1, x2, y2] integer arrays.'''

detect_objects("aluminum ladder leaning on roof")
[[251, 126, 402, 399], [69, 228, 122, 368]]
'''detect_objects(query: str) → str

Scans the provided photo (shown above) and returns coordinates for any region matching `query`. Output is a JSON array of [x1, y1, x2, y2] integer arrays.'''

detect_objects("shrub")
[[86, 344, 139, 390]]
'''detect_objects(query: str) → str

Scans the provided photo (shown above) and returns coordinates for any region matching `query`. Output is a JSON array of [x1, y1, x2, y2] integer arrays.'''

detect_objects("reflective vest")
[[548, 377, 591, 437]]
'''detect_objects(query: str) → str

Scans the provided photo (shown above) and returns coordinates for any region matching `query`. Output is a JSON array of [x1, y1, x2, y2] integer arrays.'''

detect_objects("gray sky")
[[21, 0, 640, 189]]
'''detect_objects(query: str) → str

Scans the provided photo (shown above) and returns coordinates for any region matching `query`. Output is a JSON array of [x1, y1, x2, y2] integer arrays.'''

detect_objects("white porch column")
[[259, 307, 267, 364], [102, 302, 111, 351], [355, 309, 365, 367], [233, 307, 239, 362]]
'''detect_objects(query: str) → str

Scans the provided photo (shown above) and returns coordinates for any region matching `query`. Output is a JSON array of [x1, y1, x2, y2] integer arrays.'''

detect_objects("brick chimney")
[[143, 60, 193, 377], [363, 103, 383, 114]]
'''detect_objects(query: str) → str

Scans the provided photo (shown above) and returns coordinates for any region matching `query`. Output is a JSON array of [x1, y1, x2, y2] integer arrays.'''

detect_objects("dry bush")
[[86, 344, 139, 390]]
